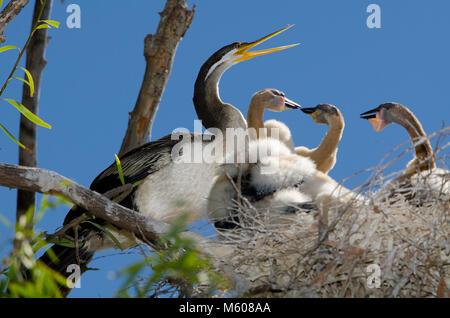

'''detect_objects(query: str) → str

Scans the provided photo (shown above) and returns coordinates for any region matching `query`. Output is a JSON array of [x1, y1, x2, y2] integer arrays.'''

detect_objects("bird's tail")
[[36, 244, 94, 297]]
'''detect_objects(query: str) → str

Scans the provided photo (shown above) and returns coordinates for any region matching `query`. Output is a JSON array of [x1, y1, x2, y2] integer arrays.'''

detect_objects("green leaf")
[[47, 237, 76, 248], [32, 237, 51, 254], [35, 24, 51, 30], [0, 122, 27, 149], [0, 45, 19, 53], [12, 77, 29, 85], [132, 179, 145, 187], [2, 99, 52, 129], [41, 19, 60, 28], [0, 1, 3, 9], [12, 77, 34, 98], [19, 67, 35, 97], [115, 154, 125, 185], [82, 221, 124, 250]]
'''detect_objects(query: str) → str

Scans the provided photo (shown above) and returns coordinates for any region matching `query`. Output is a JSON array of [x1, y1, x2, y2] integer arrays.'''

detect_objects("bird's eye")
[[381, 103, 395, 110], [316, 104, 338, 115], [271, 90, 284, 97]]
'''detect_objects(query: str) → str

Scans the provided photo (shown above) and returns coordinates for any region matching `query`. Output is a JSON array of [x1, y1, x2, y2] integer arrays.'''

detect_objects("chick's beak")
[[284, 97, 301, 109], [233, 25, 299, 62], [301, 107, 320, 122], [300, 107, 316, 114], [360, 107, 386, 132]]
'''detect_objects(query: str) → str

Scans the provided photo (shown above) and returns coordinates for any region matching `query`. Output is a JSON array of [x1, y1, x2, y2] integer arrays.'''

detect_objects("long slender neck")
[[193, 53, 246, 133], [246, 98, 265, 139], [396, 109, 436, 172], [313, 114, 344, 158]]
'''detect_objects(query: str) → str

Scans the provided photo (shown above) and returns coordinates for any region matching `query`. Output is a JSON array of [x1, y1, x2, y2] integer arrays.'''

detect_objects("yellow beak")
[[233, 25, 299, 62]]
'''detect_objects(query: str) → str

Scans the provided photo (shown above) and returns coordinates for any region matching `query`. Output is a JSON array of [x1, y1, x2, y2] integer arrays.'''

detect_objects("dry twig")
[[0, 0, 31, 43]]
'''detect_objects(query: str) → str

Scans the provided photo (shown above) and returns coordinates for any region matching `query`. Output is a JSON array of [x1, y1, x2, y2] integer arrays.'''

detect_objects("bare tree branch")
[[1, 162, 233, 262], [16, 0, 53, 248], [118, 0, 195, 156], [0, 0, 31, 44]]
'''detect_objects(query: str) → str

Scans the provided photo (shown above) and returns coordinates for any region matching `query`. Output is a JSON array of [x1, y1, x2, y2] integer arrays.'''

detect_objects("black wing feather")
[[62, 133, 199, 226], [90, 134, 181, 193]]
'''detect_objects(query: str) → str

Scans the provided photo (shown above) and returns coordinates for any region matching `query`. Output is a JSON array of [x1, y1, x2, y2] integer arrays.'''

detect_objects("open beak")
[[360, 107, 386, 132], [233, 25, 300, 62], [284, 97, 301, 109]]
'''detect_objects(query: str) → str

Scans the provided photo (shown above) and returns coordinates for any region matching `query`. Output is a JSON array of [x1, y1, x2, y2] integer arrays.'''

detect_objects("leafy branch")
[[116, 216, 230, 298], [0, 0, 59, 149], [0, 196, 70, 297]]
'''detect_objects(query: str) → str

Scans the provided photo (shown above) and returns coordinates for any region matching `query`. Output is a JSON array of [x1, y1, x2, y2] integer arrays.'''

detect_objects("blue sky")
[[0, 0, 449, 297]]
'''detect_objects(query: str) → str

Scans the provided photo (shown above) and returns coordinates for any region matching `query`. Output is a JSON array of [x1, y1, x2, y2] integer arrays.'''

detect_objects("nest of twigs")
[[211, 129, 449, 298]]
